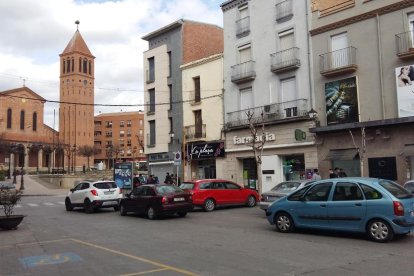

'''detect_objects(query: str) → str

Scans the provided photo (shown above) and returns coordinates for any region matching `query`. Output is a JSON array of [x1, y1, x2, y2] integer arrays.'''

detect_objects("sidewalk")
[[13, 175, 69, 196]]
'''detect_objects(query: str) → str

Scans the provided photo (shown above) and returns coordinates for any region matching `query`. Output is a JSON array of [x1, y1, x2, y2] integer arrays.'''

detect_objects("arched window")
[[89, 61, 92, 75], [71, 58, 74, 72], [32, 112, 37, 131], [7, 108, 12, 129], [79, 57, 82, 72], [63, 60, 66, 74], [20, 110, 25, 130], [66, 58, 70, 73], [83, 58, 87, 73]]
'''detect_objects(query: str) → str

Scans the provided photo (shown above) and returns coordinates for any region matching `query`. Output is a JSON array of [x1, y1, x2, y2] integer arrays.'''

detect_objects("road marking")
[[57, 202, 65, 205], [71, 239, 198, 276], [19, 252, 82, 268], [27, 203, 39, 207], [120, 268, 169, 276], [43, 202, 55, 206]]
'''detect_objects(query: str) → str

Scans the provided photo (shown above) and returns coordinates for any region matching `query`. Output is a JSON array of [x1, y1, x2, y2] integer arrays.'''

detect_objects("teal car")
[[266, 177, 414, 242]]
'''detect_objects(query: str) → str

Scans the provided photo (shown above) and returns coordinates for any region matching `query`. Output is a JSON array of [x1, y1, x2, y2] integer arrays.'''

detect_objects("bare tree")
[[349, 127, 366, 177], [245, 110, 268, 195], [136, 134, 145, 153], [77, 145, 99, 170]]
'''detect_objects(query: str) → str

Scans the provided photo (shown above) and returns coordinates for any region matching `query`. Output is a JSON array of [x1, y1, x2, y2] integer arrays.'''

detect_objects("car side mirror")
[[70, 188, 74, 193]]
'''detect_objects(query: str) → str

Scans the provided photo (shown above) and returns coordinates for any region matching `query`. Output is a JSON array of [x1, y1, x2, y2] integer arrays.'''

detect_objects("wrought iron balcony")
[[231, 61, 256, 84], [396, 31, 414, 59], [184, 124, 206, 141], [271, 47, 300, 73], [236, 16, 250, 37], [226, 99, 308, 129], [319, 46, 357, 77], [275, 0, 293, 22]]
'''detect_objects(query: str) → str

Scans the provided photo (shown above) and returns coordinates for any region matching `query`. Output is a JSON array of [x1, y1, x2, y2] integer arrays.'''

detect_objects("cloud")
[[0, 0, 223, 129]]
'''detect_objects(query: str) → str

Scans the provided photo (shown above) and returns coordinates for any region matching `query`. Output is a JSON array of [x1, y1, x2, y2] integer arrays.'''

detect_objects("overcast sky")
[[0, 0, 224, 130]]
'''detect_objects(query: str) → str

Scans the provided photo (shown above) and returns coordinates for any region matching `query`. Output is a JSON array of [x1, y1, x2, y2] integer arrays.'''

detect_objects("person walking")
[[311, 169, 322, 181], [164, 172, 172, 184], [329, 168, 338, 178], [338, 168, 347, 177]]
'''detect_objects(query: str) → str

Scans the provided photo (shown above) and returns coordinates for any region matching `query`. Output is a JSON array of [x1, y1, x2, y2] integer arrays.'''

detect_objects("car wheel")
[[367, 219, 394, 242], [203, 198, 215, 212], [247, 195, 256, 207], [274, 212, 295, 233], [147, 206, 157, 220], [84, 199, 95, 214], [177, 212, 187, 217], [119, 204, 127, 216], [65, 197, 73, 211]]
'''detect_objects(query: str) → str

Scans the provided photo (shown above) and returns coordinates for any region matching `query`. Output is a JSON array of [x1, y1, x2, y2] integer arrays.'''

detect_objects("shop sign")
[[187, 142, 225, 159], [233, 133, 275, 145]]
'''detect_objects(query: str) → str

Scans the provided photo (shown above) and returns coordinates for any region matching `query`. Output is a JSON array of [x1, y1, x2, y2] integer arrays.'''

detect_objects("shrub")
[[0, 188, 22, 217]]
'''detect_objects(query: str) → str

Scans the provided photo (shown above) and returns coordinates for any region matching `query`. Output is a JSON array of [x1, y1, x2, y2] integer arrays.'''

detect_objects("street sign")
[[174, 151, 181, 166]]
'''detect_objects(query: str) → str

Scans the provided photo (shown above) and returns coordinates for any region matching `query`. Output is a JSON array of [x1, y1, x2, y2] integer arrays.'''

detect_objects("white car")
[[65, 180, 121, 213], [403, 180, 414, 194]]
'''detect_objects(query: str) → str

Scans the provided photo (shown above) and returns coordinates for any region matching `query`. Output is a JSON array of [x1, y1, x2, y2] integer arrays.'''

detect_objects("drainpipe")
[[377, 13, 385, 119], [305, 0, 314, 110]]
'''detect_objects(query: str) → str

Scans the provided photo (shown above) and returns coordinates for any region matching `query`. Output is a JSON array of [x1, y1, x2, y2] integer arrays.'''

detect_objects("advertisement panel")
[[114, 162, 133, 189], [187, 142, 225, 160], [395, 65, 414, 117], [325, 76, 359, 125]]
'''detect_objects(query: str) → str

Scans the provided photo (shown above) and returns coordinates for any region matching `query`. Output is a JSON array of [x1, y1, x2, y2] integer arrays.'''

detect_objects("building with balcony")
[[220, 0, 317, 193], [93, 111, 145, 169], [142, 19, 223, 180], [181, 53, 225, 180], [310, 0, 414, 183]]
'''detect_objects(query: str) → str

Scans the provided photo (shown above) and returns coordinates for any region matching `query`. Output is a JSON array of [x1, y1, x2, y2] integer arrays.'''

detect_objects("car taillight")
[[91, 189, 98, 196], [393, 201, 404, 216], [162, 196, 169, 204]]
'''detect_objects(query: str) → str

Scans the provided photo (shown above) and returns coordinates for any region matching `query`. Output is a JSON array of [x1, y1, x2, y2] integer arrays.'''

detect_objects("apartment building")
[[142, 19, 223, 180], [181, 54, 225, 180], [221, 0, 317, 192], [94, 111, 145, 168], [310, 0, 414, 183]]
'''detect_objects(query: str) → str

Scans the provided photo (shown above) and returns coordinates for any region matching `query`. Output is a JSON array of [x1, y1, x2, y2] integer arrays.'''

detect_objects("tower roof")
[[60, 30, 95, 58]]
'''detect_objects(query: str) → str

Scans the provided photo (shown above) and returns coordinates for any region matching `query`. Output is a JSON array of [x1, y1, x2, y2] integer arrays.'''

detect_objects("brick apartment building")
[[94, 111, 145, 169]]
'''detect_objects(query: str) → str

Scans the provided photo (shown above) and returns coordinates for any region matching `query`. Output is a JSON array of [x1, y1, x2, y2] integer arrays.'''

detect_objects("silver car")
[[259, 180, 314, 211], [403, 180, 414, 193]]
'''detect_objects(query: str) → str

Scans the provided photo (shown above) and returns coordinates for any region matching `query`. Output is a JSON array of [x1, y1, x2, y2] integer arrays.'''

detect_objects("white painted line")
[[27, 203, 39, 207], [43, 202, 55, 206], [57, 202, 65, 205]]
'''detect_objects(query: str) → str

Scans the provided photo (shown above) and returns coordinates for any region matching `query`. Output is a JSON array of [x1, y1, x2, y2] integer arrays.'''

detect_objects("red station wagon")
[[179, 179, 260, 212]]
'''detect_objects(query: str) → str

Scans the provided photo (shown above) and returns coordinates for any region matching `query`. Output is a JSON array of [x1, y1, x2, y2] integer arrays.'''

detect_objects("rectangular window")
[[147, 57, 155, 83], [149, 88, 155, 113], [7, 109, 12, 129], [194, 110, 202, 138], [127, 120, 131, 127], [239, 44, 252, 63], [331, 32, 348, 68], [279, 29, 294, 51], [193, 76, 200, 103], [20, 110, 25, 130], [281, 78, 297, 117], [120, 120, 125, 127], [149, 120, 156, 145], [168, 85, 172, 110], [240, 87, 253, 110], [167, 51, 172, 77]]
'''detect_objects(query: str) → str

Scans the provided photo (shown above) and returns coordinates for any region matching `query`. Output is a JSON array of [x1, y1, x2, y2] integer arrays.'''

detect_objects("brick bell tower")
[[59, 21, 95, 172]]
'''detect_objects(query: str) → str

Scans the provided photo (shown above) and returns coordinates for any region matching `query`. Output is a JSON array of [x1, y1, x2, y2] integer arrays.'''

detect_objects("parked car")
[[119, 184, 193, 219], [65, 180, 121, 213], [259, 180, 314, 211], [179, 179, 259, 212], [266, 177, 414, 242], [403, 180, 414, 193]]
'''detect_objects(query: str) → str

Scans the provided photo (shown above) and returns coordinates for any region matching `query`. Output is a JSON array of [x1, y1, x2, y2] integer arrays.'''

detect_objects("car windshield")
[[271, 182, 301, 192], [379, 180, 413, 199], [156, 185, 184, 195], [94, 182, 117, 189], [179, 183, 194, 190]]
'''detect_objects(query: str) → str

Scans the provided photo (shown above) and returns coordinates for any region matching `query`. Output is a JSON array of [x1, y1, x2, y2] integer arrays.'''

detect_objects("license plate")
[[174, 197, 185, 202], [104, 191, 114, 195], [102, 201, 118, 206]]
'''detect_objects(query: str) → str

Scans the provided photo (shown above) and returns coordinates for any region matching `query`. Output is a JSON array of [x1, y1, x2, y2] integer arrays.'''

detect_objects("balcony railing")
[[236, 16, 250, 37], [146, 69, 155, 84], [226, 99, 308, 128], [271, 47, 300, 73], [184, 124, 206, 140], [146, 133, 155, 147], [319, 46, 357, 77], [396, 31, 414, 59], [231, 61, 256, 84], [146, 101, 155, 114], [275, 0, 293, 21]]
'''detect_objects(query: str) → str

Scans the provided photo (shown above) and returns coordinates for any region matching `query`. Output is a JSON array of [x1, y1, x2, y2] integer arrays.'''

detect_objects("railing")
[[275, 0, 293, 21], [184, 124, 206, 140], [236, 16, 250, 37], [231, 61, 256, 83], [319, 46, 357, 75], [146, 69, 155, 84], [396, 31, 414, 58], [226, 99, 308, 128], [271, 47, 300, 73], [146, 101, 155, 114], [146, 133, 155, 147]]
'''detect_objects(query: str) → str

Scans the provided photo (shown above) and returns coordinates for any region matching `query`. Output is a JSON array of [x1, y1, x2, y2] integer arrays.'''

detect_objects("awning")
[[401, 145, 414, 156], [324, 149, 359, 161]]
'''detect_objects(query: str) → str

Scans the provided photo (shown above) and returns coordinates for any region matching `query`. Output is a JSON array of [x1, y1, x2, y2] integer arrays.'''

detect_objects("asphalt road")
[[1, 196, 414, 275]]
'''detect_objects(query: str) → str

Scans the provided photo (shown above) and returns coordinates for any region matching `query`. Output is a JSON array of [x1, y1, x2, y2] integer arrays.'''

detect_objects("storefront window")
[[243, 158, 257, 189], [283, 155, 305, 180]]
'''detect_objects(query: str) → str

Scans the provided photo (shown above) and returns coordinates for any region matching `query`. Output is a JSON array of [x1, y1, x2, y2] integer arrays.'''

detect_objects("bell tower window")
[[79, 57, 82, 72], [63, 60, 66, 74], [83, 58, 87, 73], [66, 58, 70, 73], [89, 61, 92, 75]]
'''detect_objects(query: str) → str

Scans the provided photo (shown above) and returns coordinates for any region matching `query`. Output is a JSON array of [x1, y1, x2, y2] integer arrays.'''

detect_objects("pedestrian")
[[171, 174, 176, 185], [154, 175, 159, 184], [164, 172, 172, 184], [146, 175, 154, 184], [329, 168, 338, 178], [133, 173, 140, 188], [311, 169, 322, 181], [338, 168, 347, 177]]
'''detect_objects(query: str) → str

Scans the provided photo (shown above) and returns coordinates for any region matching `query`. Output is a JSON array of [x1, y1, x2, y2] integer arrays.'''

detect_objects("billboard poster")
[[325, 76, 359, 125], [395, 65, 414, 117], [114, 162, 133, 189]]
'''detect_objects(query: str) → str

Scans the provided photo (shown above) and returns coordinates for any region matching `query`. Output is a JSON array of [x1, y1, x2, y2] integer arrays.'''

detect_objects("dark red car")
[[119, 185, 193, 219], [179, 179, 259, 212]]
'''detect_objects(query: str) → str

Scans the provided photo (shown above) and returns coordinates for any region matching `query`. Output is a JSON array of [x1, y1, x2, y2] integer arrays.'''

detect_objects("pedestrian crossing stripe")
[[27, 203, 39, 207], [44, 203, 55, 206]]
